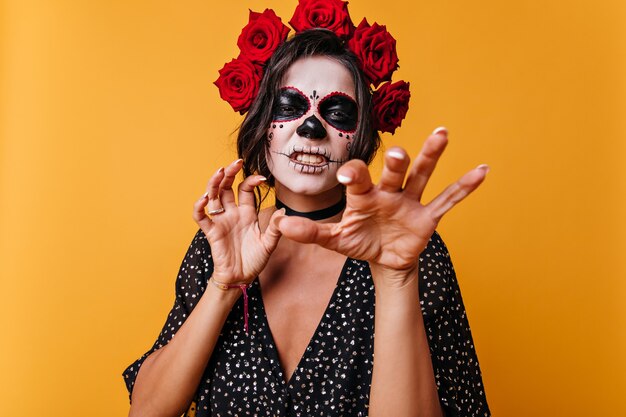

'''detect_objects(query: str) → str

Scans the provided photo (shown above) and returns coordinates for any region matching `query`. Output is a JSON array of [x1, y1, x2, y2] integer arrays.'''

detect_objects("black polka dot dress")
[[123, 229, 490, 416]]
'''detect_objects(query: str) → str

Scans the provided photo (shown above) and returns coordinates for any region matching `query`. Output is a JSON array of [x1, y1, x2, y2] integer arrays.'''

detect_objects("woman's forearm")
[[129, 283, 241, 417], [368, 266, 444, 417]]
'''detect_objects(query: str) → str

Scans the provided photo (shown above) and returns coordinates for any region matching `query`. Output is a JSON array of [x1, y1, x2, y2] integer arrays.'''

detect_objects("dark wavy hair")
[[237, 29, 381, 210]]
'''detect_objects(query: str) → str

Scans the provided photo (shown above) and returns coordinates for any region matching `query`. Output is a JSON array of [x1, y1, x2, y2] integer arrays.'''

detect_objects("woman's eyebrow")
[[317, 92, 358, 113], [279, 86, 309, 99], [318, 91, 357, 103]]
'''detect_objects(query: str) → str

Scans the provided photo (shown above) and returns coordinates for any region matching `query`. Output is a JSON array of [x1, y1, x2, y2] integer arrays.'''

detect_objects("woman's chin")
[[274, 176, 342, 198]]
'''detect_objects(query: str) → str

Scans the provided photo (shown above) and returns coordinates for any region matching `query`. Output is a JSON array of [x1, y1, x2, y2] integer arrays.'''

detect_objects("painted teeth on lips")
[[292, 152, 328, 165]]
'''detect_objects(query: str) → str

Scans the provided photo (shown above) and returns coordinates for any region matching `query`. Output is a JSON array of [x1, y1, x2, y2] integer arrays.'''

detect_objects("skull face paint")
[[317, 92, 358, 133], [266, 56, 357, 199], [296, 115, 327, 139], [272, 87, 310, 122]]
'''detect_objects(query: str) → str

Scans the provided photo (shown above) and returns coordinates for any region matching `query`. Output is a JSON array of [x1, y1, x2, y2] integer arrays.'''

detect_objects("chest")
[[202, 258, 377, 416], [259, 252, 347, 382]]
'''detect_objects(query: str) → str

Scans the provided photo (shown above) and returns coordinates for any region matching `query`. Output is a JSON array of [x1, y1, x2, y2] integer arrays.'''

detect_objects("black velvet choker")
[[275, 196, 346, 221]]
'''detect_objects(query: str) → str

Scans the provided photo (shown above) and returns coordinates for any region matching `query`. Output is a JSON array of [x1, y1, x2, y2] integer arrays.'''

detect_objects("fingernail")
[[388, 150, 405, 160], [202, 191, 208, 198], [217, 167, 224, 174], [432, 126, 448, 138], [476, 164, 490, 174], [233, 159, 243, 164], [337, 174, 353, 184], [258, 176, 267, 181]]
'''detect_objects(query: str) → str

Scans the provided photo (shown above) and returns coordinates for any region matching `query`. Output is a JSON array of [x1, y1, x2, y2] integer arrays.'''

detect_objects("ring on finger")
[[207, 195, 225, 216], [208, 207, 225, 216]]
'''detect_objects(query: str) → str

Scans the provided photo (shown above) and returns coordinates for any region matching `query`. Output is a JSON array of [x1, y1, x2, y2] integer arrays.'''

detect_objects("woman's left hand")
[[276, 128, 489, 286]]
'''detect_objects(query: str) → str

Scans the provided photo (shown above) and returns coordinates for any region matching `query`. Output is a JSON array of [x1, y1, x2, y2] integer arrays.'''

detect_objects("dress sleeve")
[[419, 231, 490, 417], [121, 229, 213, 403]]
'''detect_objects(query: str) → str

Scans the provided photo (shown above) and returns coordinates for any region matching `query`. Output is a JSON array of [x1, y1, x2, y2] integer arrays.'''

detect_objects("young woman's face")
[[266, 56, 357, 199]]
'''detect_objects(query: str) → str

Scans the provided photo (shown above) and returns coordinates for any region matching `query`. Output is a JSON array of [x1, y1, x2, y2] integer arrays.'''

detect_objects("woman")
[[123, 12, 490, 417]]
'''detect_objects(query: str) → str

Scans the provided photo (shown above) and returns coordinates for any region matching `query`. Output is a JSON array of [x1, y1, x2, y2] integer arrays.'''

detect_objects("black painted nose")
[[296, 115, 327, 139]]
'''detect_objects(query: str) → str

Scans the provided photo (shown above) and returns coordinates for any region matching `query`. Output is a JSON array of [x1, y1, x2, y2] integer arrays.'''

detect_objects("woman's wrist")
[[207, 276, 253, 333], [369, 262, 419, 292], [205, 277, 244, 305]]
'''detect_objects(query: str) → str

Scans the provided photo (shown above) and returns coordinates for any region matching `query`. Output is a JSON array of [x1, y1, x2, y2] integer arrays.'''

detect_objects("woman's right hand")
[[192, 159, 284, 285]]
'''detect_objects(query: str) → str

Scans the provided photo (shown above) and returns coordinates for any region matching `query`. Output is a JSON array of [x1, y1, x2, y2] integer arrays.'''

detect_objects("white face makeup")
[[266, 56, 357, 200]]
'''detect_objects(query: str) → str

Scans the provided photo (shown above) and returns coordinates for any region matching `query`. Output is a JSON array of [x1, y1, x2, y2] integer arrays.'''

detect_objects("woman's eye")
[[318, 94, 358, 131], [274, 88, 310, 120], [330, 111, 347, 120]]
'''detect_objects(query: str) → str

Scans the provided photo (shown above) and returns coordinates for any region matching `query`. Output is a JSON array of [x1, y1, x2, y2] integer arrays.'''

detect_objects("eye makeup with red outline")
[[317, 91, 358, 133], [272, 87, 311, 123]]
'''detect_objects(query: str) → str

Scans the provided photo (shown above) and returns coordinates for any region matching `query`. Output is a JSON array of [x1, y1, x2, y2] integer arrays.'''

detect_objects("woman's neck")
[[274, 184, 345, 222], [276, 196, 345, 221], [274, 185, 343, 211]]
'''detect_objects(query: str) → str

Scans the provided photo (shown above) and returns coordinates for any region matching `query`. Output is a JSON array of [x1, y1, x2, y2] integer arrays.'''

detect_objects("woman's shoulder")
[[177, 229, 213, 298], [189, 228, 210, 249], [420, 230, 452, 264], [417, 230, 458, 317]]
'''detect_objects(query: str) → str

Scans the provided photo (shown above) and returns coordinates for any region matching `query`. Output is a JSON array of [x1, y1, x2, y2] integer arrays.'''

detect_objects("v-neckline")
[[254, 256, 351, 388]]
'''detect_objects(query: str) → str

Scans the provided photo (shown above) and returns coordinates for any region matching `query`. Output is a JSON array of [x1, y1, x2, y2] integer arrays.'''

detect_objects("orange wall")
[[1, 0, 624, 415]]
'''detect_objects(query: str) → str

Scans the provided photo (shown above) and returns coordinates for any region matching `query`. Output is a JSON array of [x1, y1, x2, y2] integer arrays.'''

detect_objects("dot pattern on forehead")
[[309, 90, 320, 106]]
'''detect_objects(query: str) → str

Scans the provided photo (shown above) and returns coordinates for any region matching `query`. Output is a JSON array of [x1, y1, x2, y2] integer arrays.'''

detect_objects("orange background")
[[1, 0, 624, 415]]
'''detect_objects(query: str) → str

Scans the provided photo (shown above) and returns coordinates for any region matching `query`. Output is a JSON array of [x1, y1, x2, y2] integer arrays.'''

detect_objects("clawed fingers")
[[219, 159, 243, 208], [404, 128, 449, 201], [207, 166, 226, 215], [336, 159, 374, 195], [192, 192, 212, 233], [426, 164, 489, 223], [378, 147, 411, 193], [262, 207, 285, 252], [276, 215, 339, 250], [238, 174, 267, 208], [193, 159, 263, 232], [193, 166, 226, 231]]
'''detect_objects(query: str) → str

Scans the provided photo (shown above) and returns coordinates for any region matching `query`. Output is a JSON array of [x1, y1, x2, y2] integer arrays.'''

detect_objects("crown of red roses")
[[214, 0, 410, 134]]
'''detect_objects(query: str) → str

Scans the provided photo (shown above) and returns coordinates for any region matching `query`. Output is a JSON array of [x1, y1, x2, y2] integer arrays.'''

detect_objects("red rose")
[[289, 0, 355, 38], [372, 81, 411, 134], [348, 18, 399, 88], [214, 58, 263, 114], [237, 9, 290, 63]]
